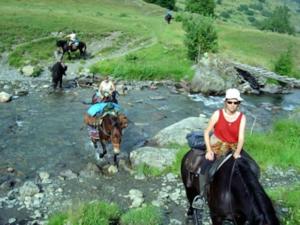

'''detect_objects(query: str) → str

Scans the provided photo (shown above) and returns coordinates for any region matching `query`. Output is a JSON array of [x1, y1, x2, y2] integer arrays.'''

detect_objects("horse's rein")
[[229, 156, 238, 225]]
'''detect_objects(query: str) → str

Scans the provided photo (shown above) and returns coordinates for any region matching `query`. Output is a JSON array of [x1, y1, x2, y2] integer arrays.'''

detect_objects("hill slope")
[[0, 0, 300, 80]]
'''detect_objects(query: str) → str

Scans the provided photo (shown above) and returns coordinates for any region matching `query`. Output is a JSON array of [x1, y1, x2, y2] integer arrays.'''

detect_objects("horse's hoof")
[[95, 152, 101, 161], [100, 151, 107, 158], [186, 207, 193, 216]]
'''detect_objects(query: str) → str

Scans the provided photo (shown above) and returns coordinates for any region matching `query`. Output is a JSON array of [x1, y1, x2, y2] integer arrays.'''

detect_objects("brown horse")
[[181, 149, 280, 225], [84, 112, 128, 165]]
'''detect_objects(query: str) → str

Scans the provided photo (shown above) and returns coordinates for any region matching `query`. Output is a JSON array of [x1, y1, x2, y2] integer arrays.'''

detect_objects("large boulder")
[[21, 65, 35, 76], [151, 116, 208, 146], [0, 91, 12, 103], [130, 146, 180, 170], [191, 54, 239, 95]]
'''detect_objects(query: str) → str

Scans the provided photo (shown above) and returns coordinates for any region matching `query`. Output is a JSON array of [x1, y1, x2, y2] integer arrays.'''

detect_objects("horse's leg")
[[59, 76, 63, 89], [99, 140, 107, 158]]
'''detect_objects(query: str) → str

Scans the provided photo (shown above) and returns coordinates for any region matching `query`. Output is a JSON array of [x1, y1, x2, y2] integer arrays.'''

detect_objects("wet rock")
[[130, 146, 179, 170], [125, 189, 144, 208], [79, 163, 101, 178], [151, 116, 208, 146], [0, 91, 12, 102], [59, 169, 78, 180], [14, 89, 29, 96], [38, 172, 50, 184], [19, 181, 40, 200]]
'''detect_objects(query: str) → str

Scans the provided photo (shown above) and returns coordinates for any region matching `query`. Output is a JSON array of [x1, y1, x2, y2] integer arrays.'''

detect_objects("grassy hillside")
[[0, 0, 300, 80], [215, 0, 300, 33]]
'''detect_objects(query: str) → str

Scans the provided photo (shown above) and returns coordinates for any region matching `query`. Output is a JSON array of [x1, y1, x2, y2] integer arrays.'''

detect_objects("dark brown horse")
[[84, 112, 128, 165], [56, 40, 86, 59], [181, 150, 280, 225]]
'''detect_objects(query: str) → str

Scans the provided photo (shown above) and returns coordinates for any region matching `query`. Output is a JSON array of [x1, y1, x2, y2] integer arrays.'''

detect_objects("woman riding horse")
[[181, 88, 279, 224], [181, 150, 280, 225]]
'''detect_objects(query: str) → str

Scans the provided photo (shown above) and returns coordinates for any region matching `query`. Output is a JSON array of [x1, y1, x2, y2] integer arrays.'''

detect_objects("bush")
[[237, 4, 249, 12], [258, 6, 295, 35], [185, 0, 215, 16], [248, 16, 256, 23], [220, 11, 231, 19], [143, 0, 176, 10], [274, 48, 293, 75], [182, 14, 218, 61]]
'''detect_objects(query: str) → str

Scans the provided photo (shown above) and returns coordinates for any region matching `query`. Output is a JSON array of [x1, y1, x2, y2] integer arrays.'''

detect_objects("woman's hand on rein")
[[233, 153, 241, 159], [205, 151, 214, 161]]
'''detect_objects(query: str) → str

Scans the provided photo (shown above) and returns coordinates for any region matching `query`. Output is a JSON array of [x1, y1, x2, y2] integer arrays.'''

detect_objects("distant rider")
[[65, 31, 78, 49]]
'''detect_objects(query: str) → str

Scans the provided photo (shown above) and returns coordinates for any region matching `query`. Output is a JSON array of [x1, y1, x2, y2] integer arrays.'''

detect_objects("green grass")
[[120, 205, 163, 225], [268, 185, 300, 225], [48, 201, 163, 225], [245, 119, 300, 170], [217, 22, 300, 78], [48, 201, 121, 225]]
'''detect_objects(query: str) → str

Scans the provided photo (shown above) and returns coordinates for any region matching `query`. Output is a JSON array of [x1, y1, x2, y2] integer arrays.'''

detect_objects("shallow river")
[[1, 84, 300, 179]]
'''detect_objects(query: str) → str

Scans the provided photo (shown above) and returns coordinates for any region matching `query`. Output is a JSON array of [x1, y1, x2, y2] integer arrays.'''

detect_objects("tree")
[[274, 47, 293, 75], [182, 14, 218, 61], [143, 0, 176, 10], [258, 6, 295, 34], [185, 0, 215, 16]]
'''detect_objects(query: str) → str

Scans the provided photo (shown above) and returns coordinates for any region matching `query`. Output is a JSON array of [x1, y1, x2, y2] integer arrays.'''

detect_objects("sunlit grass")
[[245, 119, 300, 170], [268, 184, 300, 225]]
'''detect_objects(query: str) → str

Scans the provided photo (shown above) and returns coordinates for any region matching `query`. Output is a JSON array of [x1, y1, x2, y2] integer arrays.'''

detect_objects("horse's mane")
[[235, 158, 280, 225]]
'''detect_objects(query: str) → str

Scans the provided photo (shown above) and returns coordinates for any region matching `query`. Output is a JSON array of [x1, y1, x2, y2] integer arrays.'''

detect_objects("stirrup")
[[192, 195, 205, 209]]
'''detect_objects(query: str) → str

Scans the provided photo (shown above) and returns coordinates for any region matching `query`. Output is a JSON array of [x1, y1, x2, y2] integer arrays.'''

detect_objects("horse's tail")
[[236, 159, 280, 225]]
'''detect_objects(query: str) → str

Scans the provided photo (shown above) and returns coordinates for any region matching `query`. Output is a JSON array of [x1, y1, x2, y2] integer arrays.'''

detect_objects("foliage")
[[120, 205, 163, 225], [274, 47, 294, 75], [182, 14, 218, 60], [143, 0, 176, 10], [165, 145, 189, 176], [245, 119, 300, 170], [48, 213, 68, 225], [258, 6, 295, 35], [219, 11, 231, 19], [185, 0, 215, 16], [268, 185, 300, 225], [48, 201, 121, 225], [79, 202, 120, 225]]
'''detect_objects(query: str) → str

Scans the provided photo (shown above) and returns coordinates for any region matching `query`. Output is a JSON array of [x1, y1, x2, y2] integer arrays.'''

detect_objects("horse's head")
[[118, 114, 128, 129]]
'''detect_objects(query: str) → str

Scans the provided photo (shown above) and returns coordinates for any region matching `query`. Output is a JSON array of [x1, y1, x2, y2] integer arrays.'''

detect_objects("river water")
[[1, 83, 299, 179]]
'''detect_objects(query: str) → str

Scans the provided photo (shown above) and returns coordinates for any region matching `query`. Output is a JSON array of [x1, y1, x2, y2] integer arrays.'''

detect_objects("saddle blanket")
[[87, 102, 120, 116], [87, 126, 99, 140]]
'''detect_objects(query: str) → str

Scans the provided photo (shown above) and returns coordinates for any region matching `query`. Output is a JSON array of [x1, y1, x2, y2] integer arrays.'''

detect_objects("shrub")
[[182, 14, 218, 61], [237, 4, 248, 12], [258, 6, 295, 35], [185, 0, 215, 16], [248, 16, 256, 23], [220, 11, 231, 19], [274, 47, 293, 75]]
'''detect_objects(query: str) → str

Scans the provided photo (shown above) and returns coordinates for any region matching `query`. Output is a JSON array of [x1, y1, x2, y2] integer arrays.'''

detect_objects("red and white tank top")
[[214, 109, 243, 143]]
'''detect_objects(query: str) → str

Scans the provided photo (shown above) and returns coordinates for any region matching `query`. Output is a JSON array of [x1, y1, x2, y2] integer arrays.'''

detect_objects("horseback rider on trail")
[[65, 31, 78, 49]]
